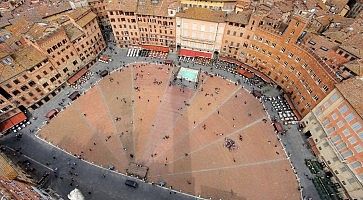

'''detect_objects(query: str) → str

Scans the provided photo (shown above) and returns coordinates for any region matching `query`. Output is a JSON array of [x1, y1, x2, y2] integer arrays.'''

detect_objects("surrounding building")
[[88, 0, 110, 29], [69, 0, 89, 9], [346, 0, 363, 18], [176, 7, 226, 58], [0, 0, 25, 12], [106, 0, 177, 50], [0, 0, 363, 198], [0, 152, 52, 199], [0, 8, 105, 134], [303, 77, 363, 199], [220, 11, 338, 118], [180, 0, 236, 12]]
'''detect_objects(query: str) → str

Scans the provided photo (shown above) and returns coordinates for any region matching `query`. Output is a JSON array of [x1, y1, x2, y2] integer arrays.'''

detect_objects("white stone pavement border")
[[33, 134, 205, 200]]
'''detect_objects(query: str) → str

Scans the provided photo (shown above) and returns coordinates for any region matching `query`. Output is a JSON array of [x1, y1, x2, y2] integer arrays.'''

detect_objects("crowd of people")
[[224, 137, 238, 151], [71, 71, 94, 90], [178, 56, 212, 66]]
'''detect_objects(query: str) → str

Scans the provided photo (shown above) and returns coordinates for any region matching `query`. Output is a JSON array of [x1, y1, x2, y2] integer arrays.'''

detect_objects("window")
[[331, 113, 338, 120], [308, 40, 316, 45], [12, 90, 20, 96], [330, 93, 339, 102], [350, 161, 362, 169], [42, 82, 49, 88], [343, 129, 350, 136], [341, 150, 353, 159], [335, 142, 346, 150], [322, 85, 329, 92], [348, 136, 357, 145], [5, 84, 11, 88], [331, 135, 341, 143], [352, 122, 362, 132], [327, 127, 335, 134], [345, 113, 355, 123], [20, 85, 28, 91], [322, 119, 330, 126], [320, 46, 328, 51], [339, 105, 348, 114], [354, 145, 363, 153], [359, 132, 363, 139], [337, 120, 344, 128], [13, 79, 20, 84]]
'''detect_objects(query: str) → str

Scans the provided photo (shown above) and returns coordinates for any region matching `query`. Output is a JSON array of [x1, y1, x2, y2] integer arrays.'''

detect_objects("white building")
[[176, 7, 226, 58]]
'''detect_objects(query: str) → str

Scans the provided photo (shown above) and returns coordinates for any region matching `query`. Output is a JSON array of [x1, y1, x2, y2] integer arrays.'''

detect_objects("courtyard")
[[38, 62, 300, 200]]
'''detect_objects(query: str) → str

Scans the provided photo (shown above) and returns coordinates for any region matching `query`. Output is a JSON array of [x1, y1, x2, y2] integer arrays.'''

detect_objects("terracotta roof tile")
[[225, 10, 251, 24], [176, 7, 225, 23], [64, 23, 84, 41]]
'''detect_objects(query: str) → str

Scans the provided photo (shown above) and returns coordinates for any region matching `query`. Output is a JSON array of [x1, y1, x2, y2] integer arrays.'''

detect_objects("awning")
[[141, 45, 169, 53], [237, 68, 254, 79], [0, 112, 27, 133], [67, 68, 88, 85], [99, 55, 110, 61], [283, 94, 302, 120], [179, 49, 212, 58], [164, 60, 173, 64], [255, 70, 273, 84], [219, 56, 242, 65], [46, 109, 59, 119], [273, 121, 284, 134], [308, 138, 320, 156]]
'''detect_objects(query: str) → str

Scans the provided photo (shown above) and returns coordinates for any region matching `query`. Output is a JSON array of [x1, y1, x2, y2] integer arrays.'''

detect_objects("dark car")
[[125, 180, 138, 188]]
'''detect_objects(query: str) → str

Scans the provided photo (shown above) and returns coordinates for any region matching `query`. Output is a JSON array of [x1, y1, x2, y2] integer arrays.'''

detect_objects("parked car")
[[125, 180, 138, 188], [68, 91, 80, 101]]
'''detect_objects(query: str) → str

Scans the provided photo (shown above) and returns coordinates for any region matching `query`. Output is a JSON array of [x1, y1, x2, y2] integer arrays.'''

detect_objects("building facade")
[[303, 78, 363, 199], [220, 12, 338, 117], [88, 0, 110, 29], [176, 7, 225, 58], [106, 0, 177, 49], [0, 8, 106, 133]]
